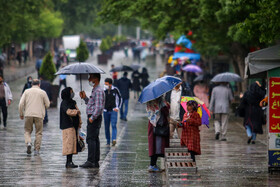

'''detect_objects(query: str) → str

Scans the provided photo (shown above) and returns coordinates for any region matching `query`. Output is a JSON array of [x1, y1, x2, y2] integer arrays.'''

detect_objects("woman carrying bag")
[[60, 87, 82, 168], [146, 96, 170, 172]]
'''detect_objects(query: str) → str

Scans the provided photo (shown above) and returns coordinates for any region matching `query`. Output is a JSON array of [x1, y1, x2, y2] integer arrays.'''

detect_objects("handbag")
[[153, 111, 169, 137], [77, 137, 85, 152]]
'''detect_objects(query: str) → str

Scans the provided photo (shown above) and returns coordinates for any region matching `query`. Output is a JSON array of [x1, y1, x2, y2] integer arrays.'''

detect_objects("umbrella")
[[176, 35, 192, 49], [130, 64, 141, 71], [110, 65, 134, 72], [182, 64, 202, 73], [138, 76, 182, 103], [211, 72, 242, 82], [55, 62, 105, 91], [194, 75, 204, 82], [173, 52, 200, 60], [181, 96, 210, 128]]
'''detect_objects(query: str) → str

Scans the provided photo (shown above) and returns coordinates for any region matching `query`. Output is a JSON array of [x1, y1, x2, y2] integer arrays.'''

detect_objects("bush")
[[39, 52, 57, 82], [100, 38, 110, 53], [76, 41, 89, 62]]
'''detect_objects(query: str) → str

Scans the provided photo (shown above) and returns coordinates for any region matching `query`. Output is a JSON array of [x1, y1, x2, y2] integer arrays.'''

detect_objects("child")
[[179, 100, 202, 162]]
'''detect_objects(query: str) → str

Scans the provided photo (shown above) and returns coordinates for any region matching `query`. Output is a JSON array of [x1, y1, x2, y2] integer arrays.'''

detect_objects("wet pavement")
[[1, 50, 280, 186]]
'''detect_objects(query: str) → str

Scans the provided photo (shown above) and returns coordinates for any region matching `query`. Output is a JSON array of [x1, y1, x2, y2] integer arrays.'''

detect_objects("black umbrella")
[[211, 72, 242, 82], [110, 65, 134, 72], [55, 62, 105, 90], [130, 64, 141, 71]]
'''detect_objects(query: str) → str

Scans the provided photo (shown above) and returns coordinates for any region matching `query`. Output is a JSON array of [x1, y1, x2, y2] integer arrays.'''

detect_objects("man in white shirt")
[[19, 79, 50, 155]]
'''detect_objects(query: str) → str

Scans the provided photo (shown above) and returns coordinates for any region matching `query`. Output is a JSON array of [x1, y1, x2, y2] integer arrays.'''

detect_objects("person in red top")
[[179, 100, 201, 162]]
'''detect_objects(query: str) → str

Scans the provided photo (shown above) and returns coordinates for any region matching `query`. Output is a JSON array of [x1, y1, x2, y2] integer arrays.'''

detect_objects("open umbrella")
[[182, 64, 203, 73], [55, 62, 105, 91], [181, 96, 210, 128], [138, 76, 182, 103], [173, 52, 200, 60], [211, 72, 242, 82], [110, 65, 134, 72], [130, 64, 141, 71]]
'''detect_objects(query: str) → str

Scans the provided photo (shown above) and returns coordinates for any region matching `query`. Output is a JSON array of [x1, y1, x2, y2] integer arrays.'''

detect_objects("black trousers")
[[59, 79, 67, 92], [0, 98, 7, 126], [87, 115, 102, 164]]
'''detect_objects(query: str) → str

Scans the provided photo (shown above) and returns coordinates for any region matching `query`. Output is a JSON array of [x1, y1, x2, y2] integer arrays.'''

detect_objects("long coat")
[[241, 83, 266, 134], [148, 106, 170, 157], [131, 70, 141, 91], [181, 111, 201, 155]]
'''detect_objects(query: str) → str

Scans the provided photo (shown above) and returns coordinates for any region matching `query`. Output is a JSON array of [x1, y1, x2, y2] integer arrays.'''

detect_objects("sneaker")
[[79, 161, 96, 168], [112, 140, 116, 146], [220, 138, 227, 141], [27, 143, 32, 154], [34, 150, 40, 156], [252, 141, 255, 144], [215, 133, 220, 140], [148, 165, 162, 172], [247, 136, 252, 144]]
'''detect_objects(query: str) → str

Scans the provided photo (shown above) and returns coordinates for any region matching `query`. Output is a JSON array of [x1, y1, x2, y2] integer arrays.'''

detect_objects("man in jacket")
[[103, 78, 122, 146], [19, 79, 50, 155], [165, 75, 193, 139], [116, 72, 132, 121], [79, 73, 105, 168], [0, 74, 13, 129], [209, 82, 233, 141]]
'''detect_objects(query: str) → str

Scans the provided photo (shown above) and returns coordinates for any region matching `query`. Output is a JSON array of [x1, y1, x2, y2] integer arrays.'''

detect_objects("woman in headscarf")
[[241, 81, 266, 144], [60, 87, 82, 168], [146, 96, 169, 172], [140, 67, 150, 89], [21, 76, 33, 94]]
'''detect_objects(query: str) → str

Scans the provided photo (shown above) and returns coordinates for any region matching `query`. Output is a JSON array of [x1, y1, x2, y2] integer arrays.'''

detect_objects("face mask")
[[89, 81, 95, 87], [70, 92, 75, 99], [28, 80, 32, 83], [104, 85, 109, 90]]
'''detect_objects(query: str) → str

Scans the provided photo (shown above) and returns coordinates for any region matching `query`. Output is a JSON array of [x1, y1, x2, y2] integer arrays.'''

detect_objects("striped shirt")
[[84, 85, 105, 120]]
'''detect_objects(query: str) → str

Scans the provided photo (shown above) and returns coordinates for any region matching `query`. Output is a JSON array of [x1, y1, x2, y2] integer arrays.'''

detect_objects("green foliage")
[[99, 38, 110, 53], [76, 41, 89, 62], [39, 52, 57, 82]]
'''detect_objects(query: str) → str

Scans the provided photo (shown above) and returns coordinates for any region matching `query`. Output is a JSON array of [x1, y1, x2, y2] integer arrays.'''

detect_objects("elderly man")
[[209, 82, 233, 141], [19, 79, 50, 155], [79, 73, 105, 168]]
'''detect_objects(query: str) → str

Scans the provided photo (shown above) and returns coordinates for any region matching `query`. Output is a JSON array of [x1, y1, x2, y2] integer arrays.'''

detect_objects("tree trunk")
[[230, 42, 249, 93]]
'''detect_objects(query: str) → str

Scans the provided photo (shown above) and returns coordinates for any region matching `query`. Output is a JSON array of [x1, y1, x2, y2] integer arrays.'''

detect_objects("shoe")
[[148, 165, 162, 173], [66, 162, 78, 168], [124, 118, 127, 121], [27, 143, 32, 154], [106, 143, 110, 147], [95, 162, 100, 168], [79, 161, 96, 168], [247, 136, 252, 144], [220, 138, 227, 141], [215, 133, 220, 140], [112, 140, 116, 146], [252, 141, 255, 144], [34, 150, 40, 156]]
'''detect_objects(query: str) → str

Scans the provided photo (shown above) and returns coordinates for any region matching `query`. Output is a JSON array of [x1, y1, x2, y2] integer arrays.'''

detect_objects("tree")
[[76, 41, 89, 62], [39, 52, 57, 82]]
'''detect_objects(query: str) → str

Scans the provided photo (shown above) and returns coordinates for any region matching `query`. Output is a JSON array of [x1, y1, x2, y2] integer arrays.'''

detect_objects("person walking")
[[146, 96, 169, 172], [59, 74, 67, 92], [39, 76, 52, 124], [116, 72, 132, 121], [140, 67, 150, 89], [240, 81, 266, 144], [0, 75, 12, 129], [209, 82, 233, 141], [103, 78, 122, 146], [165, 75, 193, 139], [79, 73, 105, 168], [110, 64, 118, 86], [19, 79, 50, 155], [60, 87, 82, 168], [131, 69, 141, 99], [22, 76, 33, 94], [180, 100, 202, 162]]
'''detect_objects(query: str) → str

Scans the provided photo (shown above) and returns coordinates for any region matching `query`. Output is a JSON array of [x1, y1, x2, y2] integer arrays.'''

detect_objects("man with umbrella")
[[79, 73, 105, 168]]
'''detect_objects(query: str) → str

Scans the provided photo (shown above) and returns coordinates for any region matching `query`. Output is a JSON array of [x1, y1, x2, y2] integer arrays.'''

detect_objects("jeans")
[[120, 99, 129, 119], [86, 115, 101, 164], [103, 111, 118, 144], [0, 98, 7, 126], [246, 125, 256, 140]]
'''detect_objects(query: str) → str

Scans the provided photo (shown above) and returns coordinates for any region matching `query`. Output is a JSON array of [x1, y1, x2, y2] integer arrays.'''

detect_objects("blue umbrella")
[[138, 76, 182, 103], [176, 35, 192, 49], [172, 52, 200, 60]]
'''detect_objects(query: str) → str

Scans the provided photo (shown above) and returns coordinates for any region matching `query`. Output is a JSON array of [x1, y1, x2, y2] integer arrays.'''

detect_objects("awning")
[[245, 45, 280, 78]]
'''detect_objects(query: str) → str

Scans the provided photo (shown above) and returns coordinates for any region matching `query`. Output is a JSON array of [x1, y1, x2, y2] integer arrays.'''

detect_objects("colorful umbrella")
[[173, 52, 200, 60], [181, 96, 210, 128], [182, 64, 203, 73]]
